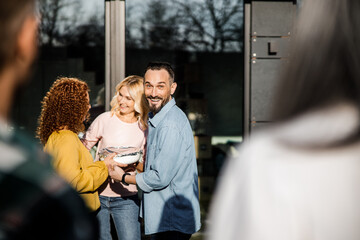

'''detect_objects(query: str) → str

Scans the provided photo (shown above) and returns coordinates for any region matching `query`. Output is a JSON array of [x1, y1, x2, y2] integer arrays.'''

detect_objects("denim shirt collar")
[[148, 98, 176, 128]]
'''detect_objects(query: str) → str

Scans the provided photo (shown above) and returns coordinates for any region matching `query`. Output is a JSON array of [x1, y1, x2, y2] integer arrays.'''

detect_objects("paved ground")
[[191, 231, 205, 240]]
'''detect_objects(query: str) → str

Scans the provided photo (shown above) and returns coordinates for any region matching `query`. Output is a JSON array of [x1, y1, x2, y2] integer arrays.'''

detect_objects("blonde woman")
[[82, 75, 148, 240]]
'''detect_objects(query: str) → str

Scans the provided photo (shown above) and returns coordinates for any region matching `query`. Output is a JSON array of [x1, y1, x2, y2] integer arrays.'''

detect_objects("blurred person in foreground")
[[37, 77, 119, 216], [0, 1, 98, 239], [208, 0, 360, 239]]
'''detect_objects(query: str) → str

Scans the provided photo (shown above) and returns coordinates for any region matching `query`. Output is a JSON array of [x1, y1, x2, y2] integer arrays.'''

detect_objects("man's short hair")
[[145, 61, 175, 84], [0, 0, 36, 72]]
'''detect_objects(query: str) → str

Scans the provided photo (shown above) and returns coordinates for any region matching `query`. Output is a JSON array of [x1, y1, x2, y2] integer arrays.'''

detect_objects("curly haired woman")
[[37, 77, 118, 215], [81, 75, 148, 240]]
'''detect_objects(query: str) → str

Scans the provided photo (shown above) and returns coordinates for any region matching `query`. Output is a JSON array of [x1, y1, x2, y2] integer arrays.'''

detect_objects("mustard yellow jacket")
[[45, 130, 108, 211]]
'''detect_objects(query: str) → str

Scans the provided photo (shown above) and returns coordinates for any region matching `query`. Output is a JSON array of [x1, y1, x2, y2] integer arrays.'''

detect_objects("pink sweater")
[[82, 111, 146, 197]]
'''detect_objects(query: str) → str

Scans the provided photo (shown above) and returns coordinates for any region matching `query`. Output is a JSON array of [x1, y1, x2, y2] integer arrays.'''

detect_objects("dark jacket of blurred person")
[[0, 1, 98, 239], [208, 0, 360, 239]]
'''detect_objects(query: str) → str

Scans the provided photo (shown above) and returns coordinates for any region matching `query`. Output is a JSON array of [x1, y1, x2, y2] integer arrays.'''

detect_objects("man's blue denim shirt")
[[136, 98, 201, 235]]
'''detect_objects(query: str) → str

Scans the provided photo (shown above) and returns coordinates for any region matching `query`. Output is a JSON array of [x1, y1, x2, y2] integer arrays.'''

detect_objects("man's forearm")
[[123, 174, 136, 185]]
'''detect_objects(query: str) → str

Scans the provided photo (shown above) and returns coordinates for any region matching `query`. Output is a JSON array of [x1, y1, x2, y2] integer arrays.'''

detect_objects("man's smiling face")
[[144, 69, 176, 114]]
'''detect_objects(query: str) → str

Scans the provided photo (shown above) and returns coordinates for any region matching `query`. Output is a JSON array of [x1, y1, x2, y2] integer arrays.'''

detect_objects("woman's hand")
[[103, 153, 128, 171]]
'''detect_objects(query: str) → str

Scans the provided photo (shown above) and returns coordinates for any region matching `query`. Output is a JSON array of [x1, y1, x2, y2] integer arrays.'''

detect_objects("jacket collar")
[[148, 98, 176, 128], [273, 102, 360, 147]]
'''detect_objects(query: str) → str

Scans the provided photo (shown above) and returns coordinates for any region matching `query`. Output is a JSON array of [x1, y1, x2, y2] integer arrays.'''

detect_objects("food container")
[[98, 146, 143, 164]]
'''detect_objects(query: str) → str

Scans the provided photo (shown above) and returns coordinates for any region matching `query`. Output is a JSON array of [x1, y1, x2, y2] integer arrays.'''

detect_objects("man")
[[0, 1, 97, 239], [112, 62, 201, 239]]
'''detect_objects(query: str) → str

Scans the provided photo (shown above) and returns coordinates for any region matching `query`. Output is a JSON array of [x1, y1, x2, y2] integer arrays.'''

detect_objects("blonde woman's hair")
[[110, 75, 149, 129]]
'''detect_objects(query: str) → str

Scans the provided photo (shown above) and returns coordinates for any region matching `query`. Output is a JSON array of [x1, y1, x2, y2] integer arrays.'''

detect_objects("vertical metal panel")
[[105, 0, 126, 111], [119, 1, 126, 81], [251, 37, 291, 58], [105, 2, 111, 111], [252, 1, 295, 36], [244, 0, 296, 138], [250, 122, 272, 131], [244, 2, 251, 138], [250, 59, 286, 121]]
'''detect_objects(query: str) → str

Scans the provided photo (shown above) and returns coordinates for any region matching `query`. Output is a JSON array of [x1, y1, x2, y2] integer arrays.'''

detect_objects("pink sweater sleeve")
[[81, 114, 103, 150], [141, 129, 148, 164]]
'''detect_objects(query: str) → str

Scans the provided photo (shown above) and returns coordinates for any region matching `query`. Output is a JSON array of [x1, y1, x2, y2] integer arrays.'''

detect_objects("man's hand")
[[109, 166, 126, 182]]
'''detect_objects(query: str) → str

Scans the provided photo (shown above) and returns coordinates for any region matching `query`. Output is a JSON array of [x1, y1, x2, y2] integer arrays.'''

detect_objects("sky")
[[78, 0, 147, 19], [80, 0, 103, 15], [70, 0, 104, 24], [75, 0, 144, 24]]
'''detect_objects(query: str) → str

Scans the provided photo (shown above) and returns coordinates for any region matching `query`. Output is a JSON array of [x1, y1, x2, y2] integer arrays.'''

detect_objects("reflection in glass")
[[125, 1, 244, 237], [13, 0, 105, 135], [126, 0, 244, 137], [127, 0, 243, 52]]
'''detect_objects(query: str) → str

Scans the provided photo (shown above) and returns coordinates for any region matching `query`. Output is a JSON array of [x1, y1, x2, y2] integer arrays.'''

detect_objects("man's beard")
[[148, 95, 171, 114]]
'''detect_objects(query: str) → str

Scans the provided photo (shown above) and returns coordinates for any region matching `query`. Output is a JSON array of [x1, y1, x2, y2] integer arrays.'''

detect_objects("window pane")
[[126, 0, 244, 138], [125, 0, 244, 236], [12, 0, 105, 136]]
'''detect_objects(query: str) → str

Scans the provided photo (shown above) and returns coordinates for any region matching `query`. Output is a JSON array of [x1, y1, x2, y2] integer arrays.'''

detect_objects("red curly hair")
[[37, 77, 90, 145]]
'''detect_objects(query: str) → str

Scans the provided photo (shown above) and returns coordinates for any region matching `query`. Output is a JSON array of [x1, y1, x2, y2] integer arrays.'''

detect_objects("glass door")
[[125, 0, 244, 237]]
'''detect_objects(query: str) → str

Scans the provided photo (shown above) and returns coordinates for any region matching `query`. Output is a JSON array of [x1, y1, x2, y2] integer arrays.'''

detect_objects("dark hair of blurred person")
[[0, 1, 99, 239], [0, 0, 38, 117], [208, 0, 360, 240], [274, 1, 360, 127]]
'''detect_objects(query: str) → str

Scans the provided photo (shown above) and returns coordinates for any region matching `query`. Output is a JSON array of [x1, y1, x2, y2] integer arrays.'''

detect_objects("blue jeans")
[[150, 231, 192, 240], [97, 195, 141, 240]]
